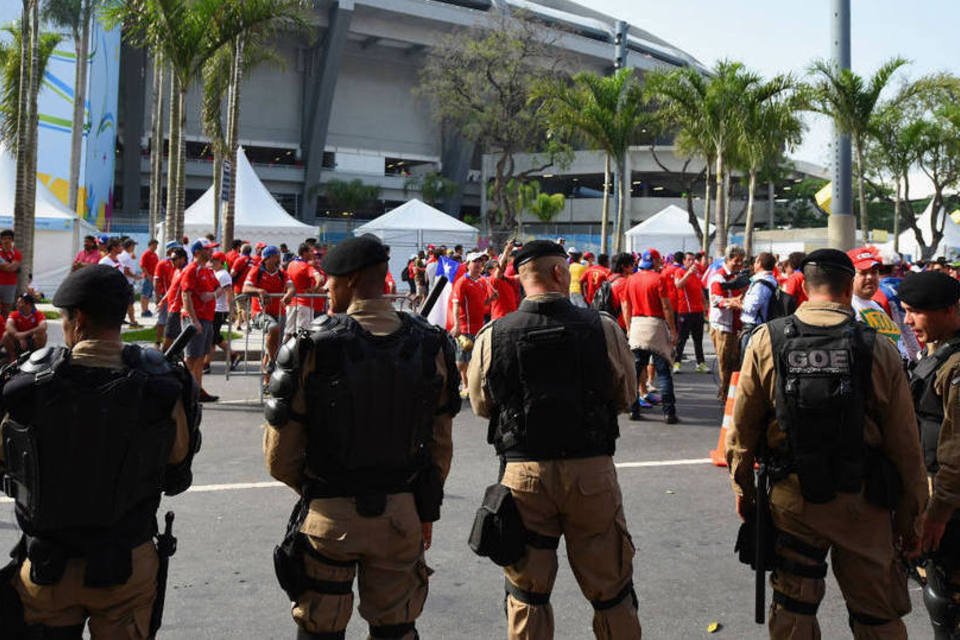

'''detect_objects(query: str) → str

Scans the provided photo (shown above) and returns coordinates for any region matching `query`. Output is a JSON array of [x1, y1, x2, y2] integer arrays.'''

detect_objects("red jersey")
[[384, 271, 396, 294], [73, 248, 100, 267], [624, 269, 668, 319], [139, 249, 159, 277], [608, 274, 629, 329], [231, 255, 253, 294], [8, 309, 44, 332], [486, 276, 518, 319], [246, 266, 286, 317], [154, 259, 175, 297], [661, 264, 680, 311], [782, 271, 808, 307], [286, 259, 317, 307], [451, 275, 487, 334], [674, 268, 705, 314], [225, 249, 239, 267], [580, 265, 611, 306], [0, 247, 22, 285], [180, 261, 218, 322], [313, 268, 327, 313], [165, 268, 184, 314]]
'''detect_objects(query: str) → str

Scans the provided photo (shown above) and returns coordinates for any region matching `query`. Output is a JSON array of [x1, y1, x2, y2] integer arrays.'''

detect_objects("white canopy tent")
[[887, 200, 960, 261], [0, 145, 98, 295], [157, 146, 318, 249], [352, 199, 478, 280], [624, 204, 712, 255]]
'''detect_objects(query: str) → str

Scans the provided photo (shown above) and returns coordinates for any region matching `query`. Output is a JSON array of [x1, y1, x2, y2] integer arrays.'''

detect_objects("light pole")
[[828, 0, 855, 250]]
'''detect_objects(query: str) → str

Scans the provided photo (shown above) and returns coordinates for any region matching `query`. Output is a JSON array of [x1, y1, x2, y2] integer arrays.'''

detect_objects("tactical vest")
[[1, 345, 192, 575], [767, 316, 875, 503], [300, 312, 455, 496], [486, 297, 618, 460], [908, 335, 960, 473]]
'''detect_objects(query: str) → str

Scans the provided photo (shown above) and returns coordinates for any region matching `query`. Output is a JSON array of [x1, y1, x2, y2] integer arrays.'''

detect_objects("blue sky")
[[589, 0, 959, 172]]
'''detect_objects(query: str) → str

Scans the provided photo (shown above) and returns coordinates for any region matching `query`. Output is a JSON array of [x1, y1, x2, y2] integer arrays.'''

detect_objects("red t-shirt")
[[661, 264, 680, 311], [486, 276, 518, 320], [0, 247, 22, 285], [313, 268, 327, 313], [73, 248, 100, 266], [180, 261, 219, 322], [8, 309, 44, 332], [782, 271, 808, 307], [608, 274, 629, 329], [624, 270, 668, 319], [246, 266, 286, 317], [580, 265, 611, 306], [154, 259, 175, 297], [225, 249, 239, 267], [384, 271, 396, 294], [165, 268, 184, 314], [139, 249, 159, 277], [451, 275, 487, 334], [286, 259, 317, 307], [674, 269, 706, 314], [231, 255, 253, 294]]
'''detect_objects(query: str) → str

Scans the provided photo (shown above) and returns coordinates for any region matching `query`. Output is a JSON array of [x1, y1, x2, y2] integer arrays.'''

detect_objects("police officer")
[[899, 271, 960, 638], [727, 249, 927, 639], [0, 264, 201, 638], [264, 234, 458, 640], [466, 240, 642, 639]]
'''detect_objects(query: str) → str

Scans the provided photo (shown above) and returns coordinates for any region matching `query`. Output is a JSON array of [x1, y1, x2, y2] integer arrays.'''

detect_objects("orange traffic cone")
[[710, 371, 740, 467]]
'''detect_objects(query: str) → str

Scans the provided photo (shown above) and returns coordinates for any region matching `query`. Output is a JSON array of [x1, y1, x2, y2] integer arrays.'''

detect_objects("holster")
[[734, 512, 776, 571], [0, 539, 25, 639], [467, 483, 526, 567], [273, 500, 309, 601], [864, 449, 901, 511], [413, 465, 443, 523]]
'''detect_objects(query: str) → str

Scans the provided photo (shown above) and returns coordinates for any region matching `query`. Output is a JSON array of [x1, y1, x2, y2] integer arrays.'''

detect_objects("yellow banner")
[[815, 182, 832, 214], [950, 209, 960, 225]]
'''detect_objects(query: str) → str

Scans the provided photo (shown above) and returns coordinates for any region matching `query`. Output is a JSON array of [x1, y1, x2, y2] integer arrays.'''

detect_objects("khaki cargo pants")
[[767, 485, 910, 640], [13, 541, 158, 639], [500, 456, 642, 640], [710, 327, 740, 402], [294, 493, 427, 639]]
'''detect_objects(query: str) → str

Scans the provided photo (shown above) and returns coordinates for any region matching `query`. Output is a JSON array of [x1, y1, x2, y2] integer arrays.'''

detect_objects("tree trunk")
[[702, 162, 711, 255], [18, 0, 39, 295], [223, 35, 244, 250], [68, 3, 91, 215], [714, 151, 726, 255], [165, 73, 181, 242], [613, 156, 627, 253], [14, 1, 30, 268], [892, 174, 901, 254], [600, 154, 610, 254], [854, 136, 869, 239], [743, 169, 757, 258], [176, 93, 186, 239], [148, 53, 164, 236]]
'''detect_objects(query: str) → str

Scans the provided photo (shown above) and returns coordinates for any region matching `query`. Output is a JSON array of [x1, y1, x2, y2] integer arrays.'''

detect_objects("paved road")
[[0, 354, 934, 639]]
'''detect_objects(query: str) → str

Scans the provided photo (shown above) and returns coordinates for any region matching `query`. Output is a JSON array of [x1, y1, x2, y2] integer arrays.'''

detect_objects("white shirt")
[[99, 255, 121, 269], [214, 269, 232, 313], [118, 250, 140, 284]]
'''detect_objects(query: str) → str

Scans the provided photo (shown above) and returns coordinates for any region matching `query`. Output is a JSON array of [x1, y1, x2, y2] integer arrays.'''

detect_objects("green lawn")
[[121, 328, 242, 343]]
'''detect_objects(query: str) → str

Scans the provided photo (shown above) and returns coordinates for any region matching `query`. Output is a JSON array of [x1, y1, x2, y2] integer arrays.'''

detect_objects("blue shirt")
[[740, 272, 778, 325]]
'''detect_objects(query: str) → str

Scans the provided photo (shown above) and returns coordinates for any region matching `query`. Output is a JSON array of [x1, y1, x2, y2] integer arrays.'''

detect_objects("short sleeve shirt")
[[451, 275, 487, 335], [782, 271, 808, 307], [675, 269, 705, 314], [246, 266, 286, 317], [139, 250, 159, 277], [214, 269, 233, 313], [609, 274, 629, 329], [154, 259, 175, 296], [8, 309, 44, 332], [180, 261, 219, 321], [165, 268, 184, 314], [0, 248, 21, 286], [486, 276, 517, 320], [286, 259, 317, 307], [581, 265, 611, 306], [73, 249, 100, 267], [624, 270, 668, 319]]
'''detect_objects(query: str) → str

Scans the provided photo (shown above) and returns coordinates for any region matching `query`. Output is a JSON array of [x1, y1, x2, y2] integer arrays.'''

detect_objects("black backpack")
[[757, 279, 796, 321], [590, 279, 617, 315]]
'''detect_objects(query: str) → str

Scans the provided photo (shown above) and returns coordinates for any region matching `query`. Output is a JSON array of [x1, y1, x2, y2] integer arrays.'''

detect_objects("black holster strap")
[[24, 623, 85, 639], [369, 621, 416, 638], [304, 577, 353, 596], [505, 578, 551, 606], [526, 531, 560, 550], [777, 555, 828, 579], [778, 532, 829, 562], [848, 607, 893, 626], [297, 628, 345, 640], [773, 590, 820, 616], [301, 539, 357, 569], [592, 581, 637, 611]]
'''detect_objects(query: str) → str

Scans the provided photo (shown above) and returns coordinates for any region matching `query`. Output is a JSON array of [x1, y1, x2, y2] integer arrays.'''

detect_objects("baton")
[[418, 275, 448, 318], [164, 324, 198, 363]]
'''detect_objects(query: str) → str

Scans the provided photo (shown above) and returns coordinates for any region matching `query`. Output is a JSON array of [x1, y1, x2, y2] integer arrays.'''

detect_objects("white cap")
[[465, 251, 485, 263]]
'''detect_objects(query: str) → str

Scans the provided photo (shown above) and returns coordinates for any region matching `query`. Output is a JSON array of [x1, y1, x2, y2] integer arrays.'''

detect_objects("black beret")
[[52, 264, 132, 321], [321, 234, 389, 276], [899, 271, 960, 310], [800, 248, 854, 276], [514, 240, 567, 268]]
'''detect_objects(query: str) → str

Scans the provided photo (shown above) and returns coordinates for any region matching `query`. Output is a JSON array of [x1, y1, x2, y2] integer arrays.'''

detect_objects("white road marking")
[[0, 459, 715, 504]]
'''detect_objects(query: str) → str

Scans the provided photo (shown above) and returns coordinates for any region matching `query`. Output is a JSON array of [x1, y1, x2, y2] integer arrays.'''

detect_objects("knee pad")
[[505, 578, 551, 606], [592, 581, 638, 612], [847, 607, 895, 630], [369, 621, 417, 639]]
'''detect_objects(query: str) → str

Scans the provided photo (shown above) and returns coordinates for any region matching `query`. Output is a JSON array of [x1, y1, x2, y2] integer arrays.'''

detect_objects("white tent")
[[624, 204, 712, 255], [158, 146, 318, 249], [353, 199, 478, 281], [889, 200, 960, 261], [0, 145, 98, 295]]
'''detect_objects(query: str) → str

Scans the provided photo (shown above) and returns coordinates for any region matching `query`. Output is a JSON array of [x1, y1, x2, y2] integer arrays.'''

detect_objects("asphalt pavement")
[[0, 338, 936, 639]]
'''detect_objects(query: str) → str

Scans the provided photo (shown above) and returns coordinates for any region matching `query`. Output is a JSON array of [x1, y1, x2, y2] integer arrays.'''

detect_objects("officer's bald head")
[[518, 256, 569, 295]]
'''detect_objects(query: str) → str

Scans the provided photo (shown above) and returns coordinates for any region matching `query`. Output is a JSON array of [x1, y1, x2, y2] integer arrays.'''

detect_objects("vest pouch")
[[25, 536, 68, 586], [1, 417, 38, 519], [273, 500, 309, 600], [921, 417, 942, 472], [793, 453, 836, 504], [468, 483, 526, 567]]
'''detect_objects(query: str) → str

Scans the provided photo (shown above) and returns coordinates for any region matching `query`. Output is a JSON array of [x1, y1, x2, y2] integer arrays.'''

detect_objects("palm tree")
[[147, 52, 165, 235], [737, 76, 804, 257], [868, 99, 914, 254], [41, 0, 102, 216], [536, 68, 648, 253], [807, 57, 908, 236], [527, 191, 565, 223]]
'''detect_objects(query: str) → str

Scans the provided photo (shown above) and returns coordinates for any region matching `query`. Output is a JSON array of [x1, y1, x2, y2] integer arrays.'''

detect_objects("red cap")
[[646, 248, 662, 262], [255, 241, 267, 250], [211, 251, 227, 263], [847, 246, 880, 272], [583, 251, 595, 260]]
